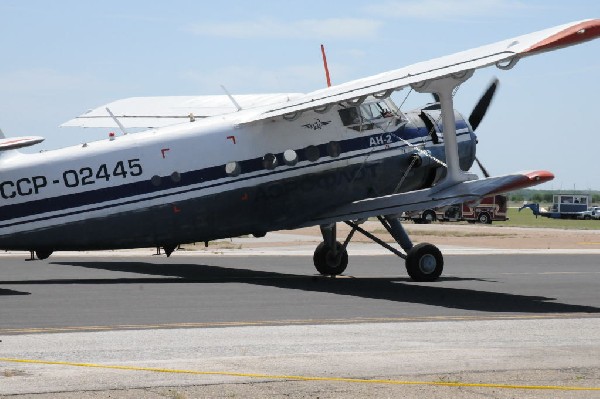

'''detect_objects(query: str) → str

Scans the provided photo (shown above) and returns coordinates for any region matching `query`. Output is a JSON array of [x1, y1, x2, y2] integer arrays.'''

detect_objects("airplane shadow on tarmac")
[[0, 288, 30, 296], [3, 259, 598, 314]]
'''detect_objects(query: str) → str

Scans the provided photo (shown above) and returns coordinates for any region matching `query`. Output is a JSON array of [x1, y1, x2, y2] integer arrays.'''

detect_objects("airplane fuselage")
[[0, 101, 476, 252]]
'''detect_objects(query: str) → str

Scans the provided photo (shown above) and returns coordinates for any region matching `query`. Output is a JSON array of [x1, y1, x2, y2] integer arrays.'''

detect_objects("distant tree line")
[[509, 189, 600, 204]]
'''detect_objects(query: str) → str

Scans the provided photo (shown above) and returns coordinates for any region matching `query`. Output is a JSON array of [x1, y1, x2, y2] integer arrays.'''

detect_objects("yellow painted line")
[[0, 357, 598, 392], [1, 314, 597, 335], [578, 242, 600, 245]]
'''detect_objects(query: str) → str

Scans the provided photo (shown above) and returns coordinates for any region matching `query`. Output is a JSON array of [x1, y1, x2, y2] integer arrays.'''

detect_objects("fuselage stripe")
[[0, 127, 471, 230]]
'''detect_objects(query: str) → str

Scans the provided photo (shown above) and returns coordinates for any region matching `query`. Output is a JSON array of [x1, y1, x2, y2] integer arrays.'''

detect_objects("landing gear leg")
[[313, 223, 348, 276], [345, 215, 443, 282]]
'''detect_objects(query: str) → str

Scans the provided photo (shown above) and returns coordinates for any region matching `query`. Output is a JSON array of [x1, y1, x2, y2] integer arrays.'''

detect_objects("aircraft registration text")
[[0, 159, 143, 199]]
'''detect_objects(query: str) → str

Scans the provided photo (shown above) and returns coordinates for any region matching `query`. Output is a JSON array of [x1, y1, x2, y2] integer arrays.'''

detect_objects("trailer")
[[406, 194, 508, 224], [519, 193, 591, 219]]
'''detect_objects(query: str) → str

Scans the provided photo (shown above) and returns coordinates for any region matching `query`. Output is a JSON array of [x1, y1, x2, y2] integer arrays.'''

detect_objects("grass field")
[[495, 208, 600, 230]]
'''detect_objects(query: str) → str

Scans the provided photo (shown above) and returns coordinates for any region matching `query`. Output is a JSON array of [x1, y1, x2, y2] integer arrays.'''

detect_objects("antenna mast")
[[321, 44, 332, 88]]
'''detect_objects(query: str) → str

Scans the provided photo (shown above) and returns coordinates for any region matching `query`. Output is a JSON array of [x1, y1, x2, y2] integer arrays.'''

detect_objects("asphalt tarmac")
[[1, 252, 600, 398]]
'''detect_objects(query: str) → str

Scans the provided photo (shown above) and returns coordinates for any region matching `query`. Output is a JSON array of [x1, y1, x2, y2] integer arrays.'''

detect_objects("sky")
[[1, 0, 599, 190]]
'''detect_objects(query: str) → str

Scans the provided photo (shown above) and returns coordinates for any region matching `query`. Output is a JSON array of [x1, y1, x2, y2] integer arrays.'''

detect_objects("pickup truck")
[[577, 206, 600, 220]]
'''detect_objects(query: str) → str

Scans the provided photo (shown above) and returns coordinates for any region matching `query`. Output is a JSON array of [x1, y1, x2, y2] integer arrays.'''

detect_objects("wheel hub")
[[326, 251, 340, 266], [419, 254, 437, 274]]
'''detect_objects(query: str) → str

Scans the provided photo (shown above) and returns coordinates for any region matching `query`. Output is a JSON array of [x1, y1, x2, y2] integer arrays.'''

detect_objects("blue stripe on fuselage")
[[0, 125, 471, 230]]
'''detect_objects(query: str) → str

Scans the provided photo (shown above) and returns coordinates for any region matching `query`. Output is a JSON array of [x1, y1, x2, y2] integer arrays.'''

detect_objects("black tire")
[[35, 250, 53, 260], [477, 212, 492, 224], [584, 215, 591, 220], [405, 243, 443, 282], [421, 210, 436, 224], [313, 241, 348, 276]]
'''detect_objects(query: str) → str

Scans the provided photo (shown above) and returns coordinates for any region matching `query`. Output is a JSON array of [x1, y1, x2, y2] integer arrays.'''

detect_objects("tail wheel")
[[35, 250, 53, 260], [405, 243, 443, 282], [313, 241, 348, 276], [477, 212, 492, 224], [162, 245, 178, 257]]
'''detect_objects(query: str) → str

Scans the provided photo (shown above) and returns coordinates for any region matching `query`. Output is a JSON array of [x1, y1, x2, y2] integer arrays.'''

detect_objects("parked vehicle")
[[577, 206, 600, 220], [405, 194, 508, 224], [519, 194, 591, 219]]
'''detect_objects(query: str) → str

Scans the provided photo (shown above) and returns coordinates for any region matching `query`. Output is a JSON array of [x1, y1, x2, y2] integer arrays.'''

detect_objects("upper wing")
[[240, 19, 600, 124], [303, 170, 553, 227], [61, 19, 599, 130], [62, 93, 304, 129]]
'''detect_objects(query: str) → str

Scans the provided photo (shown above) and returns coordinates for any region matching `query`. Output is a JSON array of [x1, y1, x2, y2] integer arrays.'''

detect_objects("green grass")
[[496, 208, 600, 230], [375, 228, 511, 237]]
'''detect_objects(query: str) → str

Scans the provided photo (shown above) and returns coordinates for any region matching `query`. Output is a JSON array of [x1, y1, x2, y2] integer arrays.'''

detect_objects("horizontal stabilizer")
[[62, 93, 304, 129], [0, 136, 45, 151]]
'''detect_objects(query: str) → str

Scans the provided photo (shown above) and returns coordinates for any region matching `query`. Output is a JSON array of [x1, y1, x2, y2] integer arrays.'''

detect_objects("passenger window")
[[338, 107, 361, 126]]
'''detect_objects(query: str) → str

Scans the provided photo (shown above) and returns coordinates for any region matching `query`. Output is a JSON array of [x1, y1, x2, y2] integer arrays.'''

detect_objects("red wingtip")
[[490, 170, 555, 195], [524, 19, 600, 55], [517, 170, 555, 190], [524, 170, 555, 183]]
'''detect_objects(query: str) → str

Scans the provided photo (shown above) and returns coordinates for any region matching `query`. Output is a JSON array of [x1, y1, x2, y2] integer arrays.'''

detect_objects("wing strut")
[[412, 70, 476, 186], [105, 107, 128, 135]]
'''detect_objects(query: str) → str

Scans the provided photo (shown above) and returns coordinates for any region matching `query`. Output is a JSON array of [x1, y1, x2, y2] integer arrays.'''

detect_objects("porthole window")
[[225, 161, 241, 177], [262, 153, 278, 170], [151, 175, 161, 186], [327, 141, 341, 158], [283, 149, 298, 166], [171, 171, 181, 183], [305, 145, 320, 162]]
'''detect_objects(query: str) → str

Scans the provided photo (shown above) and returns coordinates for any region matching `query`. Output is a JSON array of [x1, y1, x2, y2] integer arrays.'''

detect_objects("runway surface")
[[1, 252, 600, 397]]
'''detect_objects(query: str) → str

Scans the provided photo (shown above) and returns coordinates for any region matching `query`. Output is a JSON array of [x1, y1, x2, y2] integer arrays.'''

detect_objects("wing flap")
[[304, 170, 553, 227]]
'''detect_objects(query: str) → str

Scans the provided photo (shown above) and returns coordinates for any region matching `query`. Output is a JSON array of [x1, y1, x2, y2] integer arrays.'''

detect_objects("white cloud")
[[364, 0, 530, 20], [185, 17, 382, 39]]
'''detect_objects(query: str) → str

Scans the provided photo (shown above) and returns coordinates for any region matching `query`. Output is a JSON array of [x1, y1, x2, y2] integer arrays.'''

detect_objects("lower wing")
[[304, 170, 553, 226]]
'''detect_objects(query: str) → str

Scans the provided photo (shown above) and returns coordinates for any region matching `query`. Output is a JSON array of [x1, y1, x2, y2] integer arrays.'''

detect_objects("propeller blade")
[[475, 156, 490, 178], [468, 77, 499, 131]]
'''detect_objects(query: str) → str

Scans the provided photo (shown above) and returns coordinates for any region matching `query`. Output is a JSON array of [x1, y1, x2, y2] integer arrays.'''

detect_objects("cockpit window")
[[361, 101, 393, 119], [338, 98, 403, 132]]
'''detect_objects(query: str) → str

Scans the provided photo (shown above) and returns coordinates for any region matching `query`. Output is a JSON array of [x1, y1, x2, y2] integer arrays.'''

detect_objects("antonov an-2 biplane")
[[1, 20, 598, 281]]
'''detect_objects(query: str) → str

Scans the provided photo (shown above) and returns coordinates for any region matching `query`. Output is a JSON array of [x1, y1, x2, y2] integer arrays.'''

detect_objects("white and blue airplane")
[[1, 20, 598, 281]]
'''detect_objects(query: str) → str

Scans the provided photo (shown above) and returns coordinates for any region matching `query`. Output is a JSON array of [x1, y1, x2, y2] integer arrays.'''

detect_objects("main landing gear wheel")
[[405, 243, 443, 282], [313, 241, 348, 276]]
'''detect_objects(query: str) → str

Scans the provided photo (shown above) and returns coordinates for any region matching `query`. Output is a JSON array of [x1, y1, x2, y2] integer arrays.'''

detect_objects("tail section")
[[0, 132, 44, 151]]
